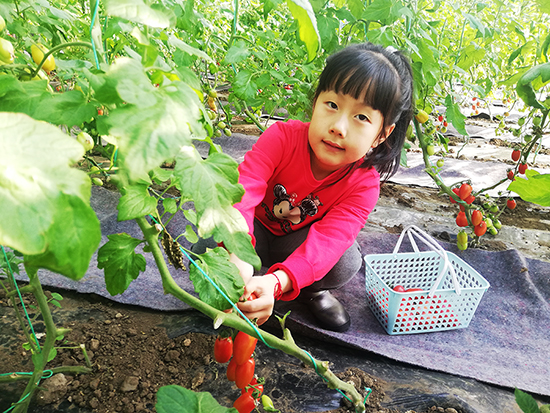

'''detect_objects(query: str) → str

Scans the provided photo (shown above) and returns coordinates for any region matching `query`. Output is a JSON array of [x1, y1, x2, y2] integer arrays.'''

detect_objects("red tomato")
[[235, 358, 255, 389], [443, 121, 448, 127], [438, 115, 444, 122], [518, 163, 528, 174], [393, 285, 406, 292], [227, 358, 237, 382], [456, 211, 468, 227], [233, 331, 258, 365], [511, 149, 521, 162], [507, 199, 517, 210], [214, 336, 233, 363], [507, 170, 515, 180], [449, 187, 460, 204], [471, 210, 483, 226], [458, 183, 472, 201], [405, 288, 424, 292], [233, 393, 256, 413], [474, 222, 487, 237], [465, 195, 475, 205], [241, 378, 264, 400]]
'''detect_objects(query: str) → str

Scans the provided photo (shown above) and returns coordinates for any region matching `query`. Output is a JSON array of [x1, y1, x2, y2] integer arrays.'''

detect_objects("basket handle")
[[393, 225, 462, 296]]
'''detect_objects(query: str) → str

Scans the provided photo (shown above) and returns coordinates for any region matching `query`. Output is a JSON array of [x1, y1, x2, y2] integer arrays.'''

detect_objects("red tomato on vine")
[[233, 331, 258, 365], [458, 183, 472, 201], [507, 199, 517, 210], [511, 149, 521, 162], [227, 358, 237, 382], [235, 357, 256, 389], [233, 393, 256, 413], [214, 336, 233, 363], [471, 210, 483, 226], [474, 222, 487, 237], [507, 170, 515, 180], [456, 211, 468, 227], [518, 163, 528, 174], [449, 187, 460, 204]]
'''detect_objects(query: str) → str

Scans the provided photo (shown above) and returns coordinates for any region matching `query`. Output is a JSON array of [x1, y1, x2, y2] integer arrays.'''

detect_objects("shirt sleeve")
[[269, 172, 380, 300]]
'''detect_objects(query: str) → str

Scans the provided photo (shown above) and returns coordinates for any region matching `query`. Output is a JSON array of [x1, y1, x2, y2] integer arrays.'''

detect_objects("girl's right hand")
[[229, 252, 254, 285], [237, 274, 279, 325]]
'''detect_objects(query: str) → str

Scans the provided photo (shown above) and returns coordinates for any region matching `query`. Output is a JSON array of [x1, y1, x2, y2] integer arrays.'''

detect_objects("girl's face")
[[308, 90, 394, 180]]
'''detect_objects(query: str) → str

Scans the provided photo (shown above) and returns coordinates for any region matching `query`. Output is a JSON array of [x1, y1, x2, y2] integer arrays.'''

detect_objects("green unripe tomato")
[[208, 89, 218, 98], [208, 111, 216, 120], [489, 226, 498, 235], [457, 242, 468, 251], [209, 63, 218, 74], [517, 117, 525, 126], [440, 126, 447, 133], [90, 166, 100, 174], [457, 231, 468, 245], [425, 126, 436, 135], [92, 177, 103, 186], [436, 159, 444, 168], [524, 134, 532, 143], [484, 217, 493, 227], [406, 123, 413, 138], [426, 145, 435, 156], [223, 127, 232, 137], [493, 219, 502, 230], [0, 38, 15, 64], [489, 204, 499, 213], [213, 129, 222, 138], [76, 131, 94, 152], [539, 405, 550, 413], [0, 15, 6, 32], [217, 121, 226, 129], [533, 116, 541, 126]]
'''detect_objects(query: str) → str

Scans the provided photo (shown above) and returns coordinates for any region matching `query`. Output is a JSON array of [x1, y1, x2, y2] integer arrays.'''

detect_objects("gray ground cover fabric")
[[10, 130, 550, 397]]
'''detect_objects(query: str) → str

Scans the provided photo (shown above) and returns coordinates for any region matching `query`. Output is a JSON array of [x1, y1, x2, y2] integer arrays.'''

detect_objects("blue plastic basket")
[[364, 225, 490, 335]]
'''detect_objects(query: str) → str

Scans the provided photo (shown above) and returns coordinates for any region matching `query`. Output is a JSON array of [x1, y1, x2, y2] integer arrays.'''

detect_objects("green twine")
[[90, 0, 101, 69], [0, 370, 54, 413], [1, 246, 41, 351]]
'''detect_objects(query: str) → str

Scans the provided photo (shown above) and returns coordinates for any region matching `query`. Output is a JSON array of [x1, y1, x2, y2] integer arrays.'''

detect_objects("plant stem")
[[134, 217, 367, 412], [0, 366, 91, 383]]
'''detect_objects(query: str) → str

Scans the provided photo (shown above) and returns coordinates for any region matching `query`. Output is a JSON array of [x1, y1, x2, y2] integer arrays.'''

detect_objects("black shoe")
[[298, 290, 351, 332]]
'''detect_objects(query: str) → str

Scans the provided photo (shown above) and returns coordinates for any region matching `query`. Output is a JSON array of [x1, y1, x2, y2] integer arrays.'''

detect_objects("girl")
[[227, 43, 413, 332]]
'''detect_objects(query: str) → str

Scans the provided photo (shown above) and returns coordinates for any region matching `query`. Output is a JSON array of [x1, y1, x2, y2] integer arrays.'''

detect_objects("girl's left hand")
[[236, 274, 279, 325]]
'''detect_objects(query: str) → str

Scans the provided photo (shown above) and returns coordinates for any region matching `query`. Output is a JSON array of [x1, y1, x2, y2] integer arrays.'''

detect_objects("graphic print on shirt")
[[261, 184, 323, 233]]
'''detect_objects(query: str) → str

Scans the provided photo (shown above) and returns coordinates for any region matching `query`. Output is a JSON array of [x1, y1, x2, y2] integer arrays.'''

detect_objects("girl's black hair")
[[313, 43, 414, 181]]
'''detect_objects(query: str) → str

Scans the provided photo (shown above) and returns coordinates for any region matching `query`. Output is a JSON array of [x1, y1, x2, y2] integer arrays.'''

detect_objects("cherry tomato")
[[507, 199, 517, 210], [465, 195, 475, 205], [507, 170, 515, 180], [393, 285, 406, 292], [474, 222, 487, 237], [415, 109, 429, 123], [457, 231, 468, 245], [426, 145, 435, 156], [214, 336, 233, 363], [449, 187, 460, 204], [241, 378, 263, 400], [456, 211, 468, 227], [471, 210, 483, 226], [233, 331, 258, 365], [233, 393, 256, 413], [511, 149, 521, 162], [438, 115, 444, 122], [235, 357, 255, 389], [518, 163, 528, 174], [227, 358, 237, 382], [406, 288, 424, 293], [458, 183, 472, 201]]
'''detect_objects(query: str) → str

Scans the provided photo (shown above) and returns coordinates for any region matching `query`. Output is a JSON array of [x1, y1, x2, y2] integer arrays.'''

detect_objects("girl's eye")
[[357, 114, 370, 122], [327, 101, 338, 109]]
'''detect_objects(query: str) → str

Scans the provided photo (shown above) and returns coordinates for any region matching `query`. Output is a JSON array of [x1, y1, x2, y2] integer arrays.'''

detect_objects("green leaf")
[[456, 42, 486, 71], [189, 248, 244, 311], [362, 0, 392, 20], [97, 233, 146, 296], [47, 347, 58, 363], [0, 249, 23, 275], [50, 299, 62, 308], [516, 62, 550, 110], [223, 40, 251, 65], [99, 59, 206, 181], [534, 0, 550, 14], [117, 182, 157, 221], [174, 148, 260, 270], [105, 0, 175, 28], [51, 292, 63, 301], [463, 13, 486, 37], [0, 113, 101, 279], [156, 385, 237, 413], [168, 35, 213, 63], [233, 70, 258, 101], [163, 198, 178, 214], [286, 0, 321, 63], [444, 95, 468, 136], [508, 170, 550, 206], [514, 388, 541, 413]]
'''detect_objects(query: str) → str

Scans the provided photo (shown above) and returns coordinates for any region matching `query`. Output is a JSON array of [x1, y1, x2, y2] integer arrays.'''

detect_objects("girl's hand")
[[229, 252, 254, 285], [236, 274, 279, 325]]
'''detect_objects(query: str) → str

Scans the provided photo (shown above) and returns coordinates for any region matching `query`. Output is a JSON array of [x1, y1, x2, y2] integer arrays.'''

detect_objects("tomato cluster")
[[214, 328, 271, 413]]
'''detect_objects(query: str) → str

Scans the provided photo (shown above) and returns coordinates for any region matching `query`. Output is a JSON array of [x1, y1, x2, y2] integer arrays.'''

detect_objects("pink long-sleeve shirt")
[[233, 119, 380, 300]]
